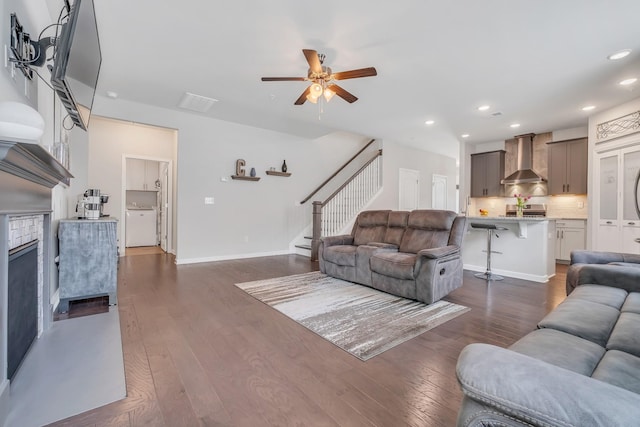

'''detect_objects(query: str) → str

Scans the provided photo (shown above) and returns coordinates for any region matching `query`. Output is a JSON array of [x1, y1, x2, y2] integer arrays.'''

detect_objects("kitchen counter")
[[463, 216, 556, 282]]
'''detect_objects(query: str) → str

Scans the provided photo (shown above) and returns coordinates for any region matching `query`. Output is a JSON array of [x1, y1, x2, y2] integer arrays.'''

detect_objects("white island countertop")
[[463, 216, 556, 283]]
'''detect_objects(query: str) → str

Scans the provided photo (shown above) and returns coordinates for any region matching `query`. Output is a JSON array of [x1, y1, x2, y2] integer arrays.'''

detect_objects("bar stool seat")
[[470, 222, 509, 281]]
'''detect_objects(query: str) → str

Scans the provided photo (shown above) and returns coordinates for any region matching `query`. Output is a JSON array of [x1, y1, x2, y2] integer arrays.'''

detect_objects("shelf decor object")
[[266, 171, 291, 177], [231, 158, 260, 181]]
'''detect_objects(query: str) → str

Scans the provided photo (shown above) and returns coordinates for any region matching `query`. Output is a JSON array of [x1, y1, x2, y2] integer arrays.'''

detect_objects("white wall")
[[92, 96, 459, 263], [86, 116, 177, 255], [369, 140, 458, 211]]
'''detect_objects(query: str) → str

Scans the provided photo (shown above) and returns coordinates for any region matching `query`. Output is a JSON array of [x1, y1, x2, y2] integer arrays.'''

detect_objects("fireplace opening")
[[8, 240, 38, 381]]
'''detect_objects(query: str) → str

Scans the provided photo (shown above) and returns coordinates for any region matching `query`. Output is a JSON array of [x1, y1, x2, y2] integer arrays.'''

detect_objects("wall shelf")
[[266, 171, 291, 177], [231, 175, 260, 181]]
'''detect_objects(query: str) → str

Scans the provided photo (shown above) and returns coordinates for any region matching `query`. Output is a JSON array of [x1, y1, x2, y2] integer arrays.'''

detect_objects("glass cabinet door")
[[599, 154, 618, 221]]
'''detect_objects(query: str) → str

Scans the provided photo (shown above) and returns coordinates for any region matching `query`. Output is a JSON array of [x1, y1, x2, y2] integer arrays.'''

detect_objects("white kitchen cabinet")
[[126, 158, 160, 191], [555, 219, 586, 262]]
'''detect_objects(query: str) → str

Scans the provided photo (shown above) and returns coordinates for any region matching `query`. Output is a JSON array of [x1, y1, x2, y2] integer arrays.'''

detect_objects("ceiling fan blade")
[[261, 77, 306, 81], [303, 49, 322, 74], [332, 67, 377, 80], [327, 84, 358, 103], [294, 86, 311, 105]]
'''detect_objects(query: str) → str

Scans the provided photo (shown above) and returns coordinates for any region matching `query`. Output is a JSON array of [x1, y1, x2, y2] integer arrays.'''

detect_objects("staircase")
[[293, 140, 383, 259]]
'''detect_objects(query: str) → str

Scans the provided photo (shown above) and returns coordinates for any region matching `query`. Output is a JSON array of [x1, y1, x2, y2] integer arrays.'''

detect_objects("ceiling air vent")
[[178, 92, 219, 113]]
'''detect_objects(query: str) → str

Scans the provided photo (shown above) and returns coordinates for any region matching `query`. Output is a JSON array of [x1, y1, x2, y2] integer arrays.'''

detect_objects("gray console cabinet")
[[57, 219, 118, 312]]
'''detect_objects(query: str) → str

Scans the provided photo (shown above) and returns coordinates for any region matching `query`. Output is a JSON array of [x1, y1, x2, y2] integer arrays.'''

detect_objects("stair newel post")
[[311, 201, 323, 261]]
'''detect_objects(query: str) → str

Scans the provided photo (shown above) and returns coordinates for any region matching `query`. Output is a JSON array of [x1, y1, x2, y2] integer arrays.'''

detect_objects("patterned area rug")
[[235, 271, 470, 360]]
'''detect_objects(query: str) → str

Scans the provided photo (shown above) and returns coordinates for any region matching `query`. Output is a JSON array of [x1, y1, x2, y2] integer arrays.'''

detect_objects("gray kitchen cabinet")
[[555, 219, 586, 262], [470, 150, 505, 197], [548, 138, 587, 195], [126, 158, 160, 191], [57, 219, 118, 312]]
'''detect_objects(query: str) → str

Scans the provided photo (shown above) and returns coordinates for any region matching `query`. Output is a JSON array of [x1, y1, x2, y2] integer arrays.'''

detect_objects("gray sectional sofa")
[[456, 250, 640, 426], [318, 209, 467, 304]]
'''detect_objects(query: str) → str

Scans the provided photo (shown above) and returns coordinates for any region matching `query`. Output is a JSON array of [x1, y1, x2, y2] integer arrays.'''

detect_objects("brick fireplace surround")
[[0, 140, 72, 424]]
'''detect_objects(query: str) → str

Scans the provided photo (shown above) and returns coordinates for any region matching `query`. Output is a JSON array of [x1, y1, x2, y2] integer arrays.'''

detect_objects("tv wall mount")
[[9, 13, 57, 79]]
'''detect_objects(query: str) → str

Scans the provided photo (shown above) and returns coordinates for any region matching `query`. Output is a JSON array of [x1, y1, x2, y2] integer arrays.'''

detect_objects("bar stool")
[[470, 222, 509, 281]]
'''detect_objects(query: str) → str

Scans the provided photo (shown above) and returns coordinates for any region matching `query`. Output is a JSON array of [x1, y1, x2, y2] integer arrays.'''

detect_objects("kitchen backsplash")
[[468, 194, 588, 219]]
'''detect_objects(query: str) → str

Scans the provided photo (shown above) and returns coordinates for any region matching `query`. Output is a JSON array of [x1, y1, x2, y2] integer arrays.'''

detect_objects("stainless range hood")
[[501, 133, 546, 185]]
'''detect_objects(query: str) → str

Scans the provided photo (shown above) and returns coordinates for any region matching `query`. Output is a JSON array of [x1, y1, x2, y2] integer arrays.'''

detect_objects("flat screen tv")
[[51, 0, 101, 131]]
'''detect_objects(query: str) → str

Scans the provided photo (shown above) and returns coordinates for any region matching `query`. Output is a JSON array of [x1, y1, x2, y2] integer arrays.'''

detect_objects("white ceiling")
[[91, 0, 640, 159]]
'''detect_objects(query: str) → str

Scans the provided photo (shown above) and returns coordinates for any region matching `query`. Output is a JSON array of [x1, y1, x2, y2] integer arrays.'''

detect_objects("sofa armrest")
[[567, 263, 640, 294], [418, 245, 459, 259], [321, 235, 354, 247], [457, 343, 640, 427]]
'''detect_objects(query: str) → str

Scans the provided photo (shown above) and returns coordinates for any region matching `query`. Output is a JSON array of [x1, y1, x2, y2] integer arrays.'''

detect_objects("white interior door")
[[399, 168, 419, 211], [160, 163, 169, 252], [432, 174, 447, 209]]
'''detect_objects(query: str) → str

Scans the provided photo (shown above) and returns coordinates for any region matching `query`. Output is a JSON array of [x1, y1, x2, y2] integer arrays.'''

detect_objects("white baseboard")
[[464, 264, 554, 283], [175, 249, 292, 265]]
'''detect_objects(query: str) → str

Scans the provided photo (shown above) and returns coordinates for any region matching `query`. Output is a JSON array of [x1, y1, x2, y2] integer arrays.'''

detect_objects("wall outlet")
[[204, 197, 214, 205], [243, 235, 249, 242], [578, 201, 584, 209], [220, 176, 228, 182]]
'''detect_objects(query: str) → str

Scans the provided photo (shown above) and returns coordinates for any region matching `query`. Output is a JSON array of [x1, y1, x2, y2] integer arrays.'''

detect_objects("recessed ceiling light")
[[425, 120, 435, 125], [477, 105, 490, 111], [620, 78, 637, 86], [106, 91, 118, 99], [582, 105, 596, 111], [510, 123, 521, 128], [608, 49, 632, 60], [461, 134, 470, 138]]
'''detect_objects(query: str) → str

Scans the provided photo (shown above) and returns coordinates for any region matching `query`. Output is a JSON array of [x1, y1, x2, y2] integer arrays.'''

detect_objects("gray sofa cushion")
[[399, 210, 456, 254], [510, 328, 605, 376], [607, 312, 640, 358], [369, 252, 417, 280], [567, 284, 628, 308], [592, 350, 640, 394], [323, 245, 357, 267], [383, 211, 409, 246], [538, 299, 621, 347], [352, 210, 390, 245], [622, 293, 640, 313]]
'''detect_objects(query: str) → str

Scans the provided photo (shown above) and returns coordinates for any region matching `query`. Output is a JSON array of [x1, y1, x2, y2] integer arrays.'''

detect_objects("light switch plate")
[[204, 197, 214, 205]]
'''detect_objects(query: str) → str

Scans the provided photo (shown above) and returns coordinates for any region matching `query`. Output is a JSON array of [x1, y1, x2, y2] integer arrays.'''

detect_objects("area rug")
[[235, 271, 470, 360]]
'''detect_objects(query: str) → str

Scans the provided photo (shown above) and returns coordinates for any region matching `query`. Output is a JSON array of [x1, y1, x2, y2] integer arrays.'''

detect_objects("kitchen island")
[[463, 216, 556, 282]]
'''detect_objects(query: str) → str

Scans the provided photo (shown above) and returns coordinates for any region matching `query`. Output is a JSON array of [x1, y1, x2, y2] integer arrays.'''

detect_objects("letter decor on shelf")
[[232, 158, 260, 181]]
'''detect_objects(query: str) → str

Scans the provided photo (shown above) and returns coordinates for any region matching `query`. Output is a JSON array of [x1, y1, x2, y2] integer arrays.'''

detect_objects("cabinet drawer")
[[555, 219, 585, 229]]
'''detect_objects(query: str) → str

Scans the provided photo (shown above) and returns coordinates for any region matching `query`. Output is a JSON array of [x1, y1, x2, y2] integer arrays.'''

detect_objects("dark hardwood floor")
[[49, 254, 568, 427]]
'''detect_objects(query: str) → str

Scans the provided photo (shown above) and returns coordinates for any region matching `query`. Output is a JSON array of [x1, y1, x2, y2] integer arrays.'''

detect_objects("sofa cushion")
[[383, 211, 409, 246], [399, 210, 456, 254], [592, 350, 640, 394], [510, 328, 605, 376], [538, 299, 621, 347], [568, 284, 628, 309], [622, 293, 640, 314], [369, 252, 417, 280], [323, 245, 357, 267], [607, 312, 640, 358], [353, 210, 390, 246]]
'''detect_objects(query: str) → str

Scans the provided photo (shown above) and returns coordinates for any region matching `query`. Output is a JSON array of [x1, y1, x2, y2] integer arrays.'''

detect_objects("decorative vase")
[[250, 167, 256, 177], [516, 205, 524, 217], [281, 160, 288, 173]]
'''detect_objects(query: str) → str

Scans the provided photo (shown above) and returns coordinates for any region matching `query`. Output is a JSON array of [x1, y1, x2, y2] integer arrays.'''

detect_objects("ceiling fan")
[[261, 49, 377, 105]]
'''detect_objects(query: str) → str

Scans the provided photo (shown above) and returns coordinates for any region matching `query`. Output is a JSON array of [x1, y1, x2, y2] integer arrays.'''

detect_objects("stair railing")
[[311, 149, 383, 260], [300, 138, 376, 205]]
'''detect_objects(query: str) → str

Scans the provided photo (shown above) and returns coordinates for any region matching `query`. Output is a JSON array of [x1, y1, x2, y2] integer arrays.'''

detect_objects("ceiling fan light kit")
[[261, 49, 377, 106]]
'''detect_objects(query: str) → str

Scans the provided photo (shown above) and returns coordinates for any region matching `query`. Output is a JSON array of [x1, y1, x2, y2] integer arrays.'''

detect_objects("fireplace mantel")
[[0, 140, 73, 188]]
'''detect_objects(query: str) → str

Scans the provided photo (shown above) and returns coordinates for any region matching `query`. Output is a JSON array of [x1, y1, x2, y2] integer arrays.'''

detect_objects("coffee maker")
[[76, 189, 109, 219]]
